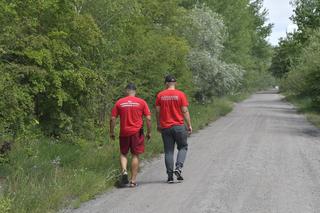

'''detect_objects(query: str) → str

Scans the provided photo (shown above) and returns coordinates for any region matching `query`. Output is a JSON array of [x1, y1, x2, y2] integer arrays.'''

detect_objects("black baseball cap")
[[164, 75, 176, 83], [126, 83, 137, 90]]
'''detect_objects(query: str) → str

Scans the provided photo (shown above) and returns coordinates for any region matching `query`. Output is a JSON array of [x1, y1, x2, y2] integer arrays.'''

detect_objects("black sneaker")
[[174, 169, 184, 181], [121, 171, 129, 185], [167, 175, 174, 184]]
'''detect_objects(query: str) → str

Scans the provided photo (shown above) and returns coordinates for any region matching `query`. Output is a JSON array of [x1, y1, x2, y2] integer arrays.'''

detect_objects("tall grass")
[[0, 96, 236, 213], [285, 94, 320, 128]]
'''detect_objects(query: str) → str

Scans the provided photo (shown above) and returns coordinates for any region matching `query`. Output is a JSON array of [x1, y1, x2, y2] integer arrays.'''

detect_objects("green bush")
[[284, 29, 320, 110]]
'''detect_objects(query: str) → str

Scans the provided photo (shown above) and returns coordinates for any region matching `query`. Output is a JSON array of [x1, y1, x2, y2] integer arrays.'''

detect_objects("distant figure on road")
[[110, 83, 152, 187], [155, 75, 192, 183]]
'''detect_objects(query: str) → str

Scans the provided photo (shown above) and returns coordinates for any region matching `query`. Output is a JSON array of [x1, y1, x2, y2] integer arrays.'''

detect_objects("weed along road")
[[71, 91, 320, 213]]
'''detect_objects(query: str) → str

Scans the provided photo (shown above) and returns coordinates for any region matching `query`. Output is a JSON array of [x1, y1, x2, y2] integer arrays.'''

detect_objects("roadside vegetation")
[[0, 0, 274, 212], [285, 95, 320, 128], [270, 0, 320, 125]]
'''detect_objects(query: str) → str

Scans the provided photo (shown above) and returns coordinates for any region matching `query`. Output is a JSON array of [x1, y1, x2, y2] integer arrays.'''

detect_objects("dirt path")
[[71, 91, 320, 213]]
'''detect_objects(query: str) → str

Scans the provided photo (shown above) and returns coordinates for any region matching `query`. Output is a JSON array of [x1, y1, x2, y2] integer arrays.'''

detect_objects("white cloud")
[[263, 0, 297, 45]]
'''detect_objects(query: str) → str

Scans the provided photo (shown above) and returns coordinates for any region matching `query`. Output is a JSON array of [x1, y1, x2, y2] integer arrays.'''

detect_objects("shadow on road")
[[138, 180, 175, 185], [116, 180, 175, 189], [256, 89, 279, 94], [240, 92, 320, 139]]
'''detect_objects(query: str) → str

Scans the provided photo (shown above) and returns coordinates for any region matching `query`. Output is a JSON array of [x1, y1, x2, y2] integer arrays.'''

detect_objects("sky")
[[263, 0, 297, 45]]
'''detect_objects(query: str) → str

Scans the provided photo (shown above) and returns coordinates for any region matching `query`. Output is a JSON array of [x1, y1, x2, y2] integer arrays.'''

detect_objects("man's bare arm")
[[181, 106, 192, 135], [145, 115, 152, 140], [155, 106, 162, 132], [109, 116, 117, 140]]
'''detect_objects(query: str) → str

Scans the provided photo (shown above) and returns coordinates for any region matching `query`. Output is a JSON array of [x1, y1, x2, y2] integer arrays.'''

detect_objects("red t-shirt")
[[155, 89, 189, 129], [111, 96, 151, 137]]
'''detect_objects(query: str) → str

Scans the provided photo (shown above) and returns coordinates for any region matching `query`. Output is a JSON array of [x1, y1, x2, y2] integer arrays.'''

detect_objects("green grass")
[[0, 95, 241, 213], [284, 94, 320, 128]]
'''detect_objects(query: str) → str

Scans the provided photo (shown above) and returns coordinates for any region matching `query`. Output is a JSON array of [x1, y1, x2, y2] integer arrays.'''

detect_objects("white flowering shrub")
[[188, 50, 244, 100], [181, 6, 226, 56], [181, 6, 245, 101]]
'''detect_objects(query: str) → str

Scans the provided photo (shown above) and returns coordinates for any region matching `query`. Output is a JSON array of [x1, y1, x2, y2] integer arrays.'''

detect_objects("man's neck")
[[167, 86, 175, 90]]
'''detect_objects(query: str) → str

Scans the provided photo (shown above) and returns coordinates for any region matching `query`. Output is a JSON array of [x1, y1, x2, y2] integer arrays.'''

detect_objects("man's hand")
[[110, 133, 115, 141], [187, 126, 192, 136], [146, 132, 151, 141], [157, 126, 162, 133]]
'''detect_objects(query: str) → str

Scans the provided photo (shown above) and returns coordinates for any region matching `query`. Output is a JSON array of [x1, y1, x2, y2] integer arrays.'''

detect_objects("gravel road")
[[71, 91, 320, 213]]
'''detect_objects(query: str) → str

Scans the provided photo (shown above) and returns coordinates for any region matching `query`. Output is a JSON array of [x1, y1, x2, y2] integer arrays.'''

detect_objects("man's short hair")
[[126, 83, 137, 90], [164, 75, 177, 83]]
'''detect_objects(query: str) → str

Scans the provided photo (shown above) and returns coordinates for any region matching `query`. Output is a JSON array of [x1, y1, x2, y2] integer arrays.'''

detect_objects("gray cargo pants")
[[161, 125, 188, 176]]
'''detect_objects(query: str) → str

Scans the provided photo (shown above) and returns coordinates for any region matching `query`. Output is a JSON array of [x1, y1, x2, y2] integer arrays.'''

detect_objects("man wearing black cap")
[[110, 83, 151, 187], [155, 75, 192, 183]]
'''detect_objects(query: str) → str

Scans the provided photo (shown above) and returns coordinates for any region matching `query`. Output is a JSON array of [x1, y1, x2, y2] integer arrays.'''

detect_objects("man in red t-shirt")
[[110, 83, 151, 187], [155, 75, 192, 183]]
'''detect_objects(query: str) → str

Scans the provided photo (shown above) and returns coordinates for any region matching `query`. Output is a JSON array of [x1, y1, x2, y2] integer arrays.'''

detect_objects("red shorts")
[[119, 131, 145, 155]]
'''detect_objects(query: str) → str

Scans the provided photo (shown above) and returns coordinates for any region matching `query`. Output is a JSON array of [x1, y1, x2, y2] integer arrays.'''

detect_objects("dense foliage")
[[179, 6, 245, 100], [270, 0, 320, 110], [0, 0, 273, 138]]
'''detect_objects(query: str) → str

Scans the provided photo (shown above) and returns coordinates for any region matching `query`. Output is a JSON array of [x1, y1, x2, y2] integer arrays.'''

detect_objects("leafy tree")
[[269, 34, 301, 78], [81, 0, 193, 100], [284, 29, 320, 109], [291, 0, 320, 42], [270, 0, 320, 110], [179, 6, 244, 101], [0, 0, 103, 136], [180, 0, 273, 91], [0, 0, 274, 138]]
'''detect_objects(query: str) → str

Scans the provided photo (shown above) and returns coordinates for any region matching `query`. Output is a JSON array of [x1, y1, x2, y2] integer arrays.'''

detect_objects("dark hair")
[[125, 83, 137, 90], [164, 75, 176, 83]]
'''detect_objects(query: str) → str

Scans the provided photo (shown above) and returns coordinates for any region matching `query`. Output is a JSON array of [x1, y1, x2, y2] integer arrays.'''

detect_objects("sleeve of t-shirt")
[[155, 94, 161, 106], [143, 101, 151, 116], [180, 92, 189, 107], [111, 102, 119, 117]]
